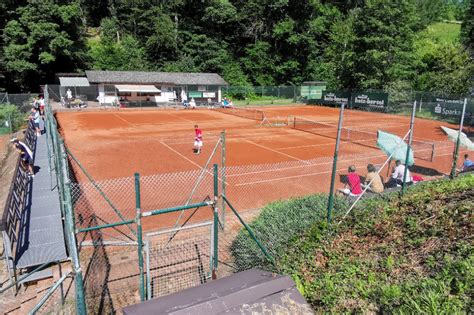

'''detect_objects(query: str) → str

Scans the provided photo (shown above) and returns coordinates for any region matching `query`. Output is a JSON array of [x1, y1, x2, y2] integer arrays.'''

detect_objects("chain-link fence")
[[36, 83, 474, 314]]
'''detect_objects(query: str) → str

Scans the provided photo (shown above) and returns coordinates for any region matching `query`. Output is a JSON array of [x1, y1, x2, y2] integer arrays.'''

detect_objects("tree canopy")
[[0, 0, 471, 94]]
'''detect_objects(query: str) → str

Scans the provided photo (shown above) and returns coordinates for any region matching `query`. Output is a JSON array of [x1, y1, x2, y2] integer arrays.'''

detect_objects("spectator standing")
[[12, 140, 35, 178], [386, 160, 412, 188], [362, 164, 384, 193], [66, 88, 73, 100], [337, 165, 362, 196], [193, 125, 203, 154], [38, 96, 45, 119], [29, 107, 41, 137]]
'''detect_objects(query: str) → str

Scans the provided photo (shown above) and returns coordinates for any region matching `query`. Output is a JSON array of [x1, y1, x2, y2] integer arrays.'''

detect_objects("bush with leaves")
[[0, 104, 26, 135], [230, 194, 348, 272]]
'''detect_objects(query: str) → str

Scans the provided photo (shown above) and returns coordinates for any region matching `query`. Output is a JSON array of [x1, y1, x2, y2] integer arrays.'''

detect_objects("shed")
[[122, 269, 313, 315], [85, 70, 228, 106]]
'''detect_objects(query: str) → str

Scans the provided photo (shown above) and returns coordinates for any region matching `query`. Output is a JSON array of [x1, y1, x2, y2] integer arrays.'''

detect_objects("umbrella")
[[440, 126, 474, 151], [377, 130, 414, 166]]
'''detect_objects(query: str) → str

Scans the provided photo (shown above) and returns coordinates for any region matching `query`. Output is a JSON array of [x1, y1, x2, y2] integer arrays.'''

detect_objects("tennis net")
[[292, 117, 435, 161], [216, 107, 265, 121]]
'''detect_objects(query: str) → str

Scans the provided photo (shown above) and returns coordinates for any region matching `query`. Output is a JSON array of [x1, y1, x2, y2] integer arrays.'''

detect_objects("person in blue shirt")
[[461, 154, 474, 172]]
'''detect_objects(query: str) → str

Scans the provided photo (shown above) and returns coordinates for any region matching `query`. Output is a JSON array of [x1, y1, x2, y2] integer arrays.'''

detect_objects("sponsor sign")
[[351, 92, 388, 109], [321, 91, 351, 105], [203, 92, 216, 98], [432, 98, 464, 117]]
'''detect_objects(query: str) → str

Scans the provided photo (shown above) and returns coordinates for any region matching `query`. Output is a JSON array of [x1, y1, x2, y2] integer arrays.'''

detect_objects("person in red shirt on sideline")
[[193, 125, 203, 154], [337, 165, 362, 197]]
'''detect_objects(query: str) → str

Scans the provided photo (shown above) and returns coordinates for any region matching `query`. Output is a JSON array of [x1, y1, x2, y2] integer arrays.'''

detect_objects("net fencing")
[[215, 106, 265, 121], [145, 222, 213, 299], [292, 116, 435, 161]]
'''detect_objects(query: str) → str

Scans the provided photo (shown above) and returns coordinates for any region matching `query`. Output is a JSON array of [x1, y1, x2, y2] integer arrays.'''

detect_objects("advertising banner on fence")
[[431, 97, 473, 125], [351, 92, 389, 109], [320, 90, 351, 105]]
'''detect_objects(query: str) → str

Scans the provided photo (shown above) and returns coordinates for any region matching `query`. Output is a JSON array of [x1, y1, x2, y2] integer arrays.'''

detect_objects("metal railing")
[[0, 121, 36, 291]]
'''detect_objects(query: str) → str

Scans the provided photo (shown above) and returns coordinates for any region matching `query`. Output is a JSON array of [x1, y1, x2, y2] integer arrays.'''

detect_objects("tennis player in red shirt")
[[193, 125, 203, 154]]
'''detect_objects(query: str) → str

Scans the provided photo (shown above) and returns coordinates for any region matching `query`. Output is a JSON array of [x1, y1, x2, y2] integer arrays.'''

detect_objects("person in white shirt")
[[66, 89, 73, 100], [29, 107, 41, 137], [387, 160, 412, 187], [189, 98, 196, 109]]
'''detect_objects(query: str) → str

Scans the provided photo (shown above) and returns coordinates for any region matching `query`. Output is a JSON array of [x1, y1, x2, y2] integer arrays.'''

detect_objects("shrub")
[[0, 104, 27, 135], [230, 194, 348, 272]]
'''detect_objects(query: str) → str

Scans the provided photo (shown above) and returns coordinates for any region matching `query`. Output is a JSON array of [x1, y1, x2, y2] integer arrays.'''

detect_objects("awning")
[[115, 85, 161, 93], [59, 77, 90, 87]]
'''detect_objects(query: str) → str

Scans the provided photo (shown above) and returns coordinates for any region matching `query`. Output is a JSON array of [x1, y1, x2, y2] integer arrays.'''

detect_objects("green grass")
[[425, 22, 461, 44], [232, 175, 474, 313]]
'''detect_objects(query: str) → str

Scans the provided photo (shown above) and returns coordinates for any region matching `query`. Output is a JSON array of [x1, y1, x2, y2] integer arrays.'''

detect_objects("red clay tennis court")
[[56, 105, 469, 234]]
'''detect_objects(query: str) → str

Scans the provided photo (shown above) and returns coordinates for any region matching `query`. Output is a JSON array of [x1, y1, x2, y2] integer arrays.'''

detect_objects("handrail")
[[0, 260, 56, 294], [1, 121, 36, 271], [28, 271, 72, 315]]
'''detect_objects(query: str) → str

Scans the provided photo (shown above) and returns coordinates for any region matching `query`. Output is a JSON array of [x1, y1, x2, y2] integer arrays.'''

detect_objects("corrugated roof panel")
[[59, 77, 90, 87]]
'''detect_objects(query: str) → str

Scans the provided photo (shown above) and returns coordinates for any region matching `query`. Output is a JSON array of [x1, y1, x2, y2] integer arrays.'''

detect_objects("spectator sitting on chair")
[[362, 164, 384, 193], [337, 165, 362, 197], [386, 160, 412, 188], [189, 98, 196, 109], [461, 154, 474, 172]]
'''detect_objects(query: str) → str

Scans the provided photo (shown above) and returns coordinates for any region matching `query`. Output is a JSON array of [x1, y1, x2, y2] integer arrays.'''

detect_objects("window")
[[118, 92, 131, 97]]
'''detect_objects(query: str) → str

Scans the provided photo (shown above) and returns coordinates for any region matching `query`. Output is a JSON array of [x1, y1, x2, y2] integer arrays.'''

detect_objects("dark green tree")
[[2, 0, 88, 91]]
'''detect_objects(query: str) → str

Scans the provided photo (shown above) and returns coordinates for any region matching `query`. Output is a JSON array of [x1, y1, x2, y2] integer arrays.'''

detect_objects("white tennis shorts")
[[194, 140, 203, 147]]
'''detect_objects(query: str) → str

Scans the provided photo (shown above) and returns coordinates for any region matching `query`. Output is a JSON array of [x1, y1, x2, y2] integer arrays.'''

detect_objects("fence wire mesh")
[[39, 82, 474, 314], [145, 222, 213, 299]]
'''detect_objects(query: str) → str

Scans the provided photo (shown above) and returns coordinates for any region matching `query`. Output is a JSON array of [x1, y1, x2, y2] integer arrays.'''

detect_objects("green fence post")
[[135, 172, 145, 301], [212, 164, 219, 280], [402, 101, 417, 195], [62, 148, 87, 315], [450, 98, 467, 178], [220, 130, 226, 229], [327, 103, 346, 223]]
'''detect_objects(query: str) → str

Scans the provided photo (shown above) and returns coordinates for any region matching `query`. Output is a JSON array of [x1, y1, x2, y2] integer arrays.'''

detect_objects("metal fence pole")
[[450, 98, 467, 178], [212, 164, 219, 280], [135, 172, 145, 301], [402, 101, 417, 195], [220, 130, 226, 229], [327, 103, 346, 223], [62, 148, 87, 315]]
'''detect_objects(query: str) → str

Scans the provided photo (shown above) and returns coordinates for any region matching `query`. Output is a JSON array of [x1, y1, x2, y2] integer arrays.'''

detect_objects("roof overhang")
[[115, 85, 161, 93], [59, 77, 90, 87]]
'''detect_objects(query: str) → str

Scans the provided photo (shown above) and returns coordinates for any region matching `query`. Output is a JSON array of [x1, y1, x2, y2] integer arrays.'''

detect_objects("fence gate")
[[145, 221, 214, 300]]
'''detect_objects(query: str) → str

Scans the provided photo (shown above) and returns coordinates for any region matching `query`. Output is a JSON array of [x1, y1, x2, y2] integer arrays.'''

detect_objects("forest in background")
[[0, 0, 472, 95]]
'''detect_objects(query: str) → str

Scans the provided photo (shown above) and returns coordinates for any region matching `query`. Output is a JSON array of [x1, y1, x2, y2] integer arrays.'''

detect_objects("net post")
[[212, 164, 219, 279], [327, 102, 346, 223], [220, 130, 226, 229], [450, 98, 467, 178], [135, 172, 145, 301], [402, 101, 416, 195]]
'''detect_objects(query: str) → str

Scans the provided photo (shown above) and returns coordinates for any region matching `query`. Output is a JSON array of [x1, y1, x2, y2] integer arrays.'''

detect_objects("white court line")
[[235, 162, 371, 186], [160, 141, 202, 169], [113, 113, 134, 126], [233, 149, 468, 186], [243, 139, 308, 163], [230, 154, 386, 179]]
